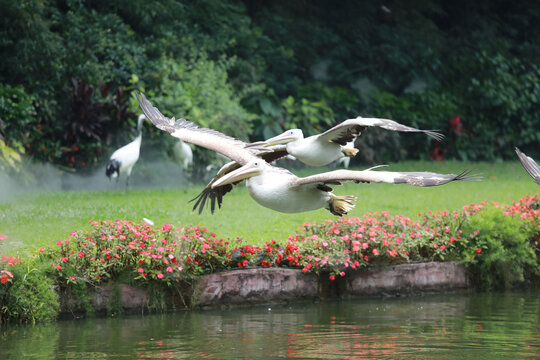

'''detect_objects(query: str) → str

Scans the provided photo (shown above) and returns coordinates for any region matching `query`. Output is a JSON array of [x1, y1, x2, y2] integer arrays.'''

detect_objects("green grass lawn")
[[0, 161, 537, 256]]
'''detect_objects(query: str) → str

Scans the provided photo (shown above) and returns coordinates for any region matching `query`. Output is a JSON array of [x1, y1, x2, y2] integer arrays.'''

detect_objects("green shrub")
[[459, 205, 539, 289], [2, 262, 59, 324]]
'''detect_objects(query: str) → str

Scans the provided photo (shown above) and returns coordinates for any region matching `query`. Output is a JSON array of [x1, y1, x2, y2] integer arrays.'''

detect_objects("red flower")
[[475, 248, 482, 254], [0, 274, 7, 283], [329, 275, 335, 281]]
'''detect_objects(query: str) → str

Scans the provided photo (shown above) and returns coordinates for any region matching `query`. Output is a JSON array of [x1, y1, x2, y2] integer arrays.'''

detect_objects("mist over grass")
[[0, 161, 538, 257]]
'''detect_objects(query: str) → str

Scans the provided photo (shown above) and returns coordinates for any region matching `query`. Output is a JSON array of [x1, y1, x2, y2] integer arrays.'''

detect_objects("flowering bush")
[[457, 195, 540, 289]]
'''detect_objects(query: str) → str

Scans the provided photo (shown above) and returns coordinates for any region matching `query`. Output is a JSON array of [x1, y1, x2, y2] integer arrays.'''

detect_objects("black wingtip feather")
[[454, 169, 483, 182]]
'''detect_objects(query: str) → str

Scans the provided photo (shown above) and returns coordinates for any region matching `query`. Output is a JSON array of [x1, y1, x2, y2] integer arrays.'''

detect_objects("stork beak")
[[261, 132, 297, 147], [211, 163, 262, 188]]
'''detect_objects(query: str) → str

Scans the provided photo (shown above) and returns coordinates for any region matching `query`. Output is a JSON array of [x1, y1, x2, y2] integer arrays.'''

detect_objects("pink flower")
[[61, 257, 68, 263], [339, 271, 345, 277], [56, 264, 62, 270], [322, 242, 329, 247], [138, 267, 144, 273], [4, 271, 13, 278], [475, 248, 482, 254], [70, 276, 76, 281], [157, 273, 164, 279], [0, 235, 7, 241], [166, 266, 173, 273], [70, 232, 77, 236], [373, 249, 379, 256], [440, 245, 446, 250]]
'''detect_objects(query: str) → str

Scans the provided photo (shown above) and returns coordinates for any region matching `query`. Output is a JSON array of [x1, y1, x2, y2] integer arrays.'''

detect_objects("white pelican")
[[515, 147, 540, 184], [173, 139, 193, 170], [136, 93, 480, 215], [248, 118, 444, 167], [105, 114, 146, 191]]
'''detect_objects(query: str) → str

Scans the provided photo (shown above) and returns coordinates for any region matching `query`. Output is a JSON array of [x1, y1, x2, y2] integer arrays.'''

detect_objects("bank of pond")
[[1, 195, 539, 324]]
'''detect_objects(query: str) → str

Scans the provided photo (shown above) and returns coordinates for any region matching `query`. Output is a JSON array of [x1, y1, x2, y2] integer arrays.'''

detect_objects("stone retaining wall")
[[59, 261, 470, 316]]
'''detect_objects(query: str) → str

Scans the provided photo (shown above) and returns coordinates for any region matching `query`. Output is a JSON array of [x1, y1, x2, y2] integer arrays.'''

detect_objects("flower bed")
[[1, 195, 539, 323]]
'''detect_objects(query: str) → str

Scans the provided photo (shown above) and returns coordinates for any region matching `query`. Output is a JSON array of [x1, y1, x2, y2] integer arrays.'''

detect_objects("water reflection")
[[2, 291, 540, 359]]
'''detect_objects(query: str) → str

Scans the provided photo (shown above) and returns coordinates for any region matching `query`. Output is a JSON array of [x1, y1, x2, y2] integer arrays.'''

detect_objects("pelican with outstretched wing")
[[515, 147, 540, 184], [248, 117, 443, 167], [137, 93, 480, 216]]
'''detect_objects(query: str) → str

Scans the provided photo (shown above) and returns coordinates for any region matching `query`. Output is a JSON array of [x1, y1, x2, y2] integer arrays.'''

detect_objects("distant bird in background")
[[173, 139, 193, 170], [106, 114, 147, 191], [515, 147, 540, 184]]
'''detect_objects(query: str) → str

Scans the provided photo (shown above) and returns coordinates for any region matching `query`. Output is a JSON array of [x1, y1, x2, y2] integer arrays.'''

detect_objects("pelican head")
[[263, 129, 303, 147], [211, 161, 266, 188]]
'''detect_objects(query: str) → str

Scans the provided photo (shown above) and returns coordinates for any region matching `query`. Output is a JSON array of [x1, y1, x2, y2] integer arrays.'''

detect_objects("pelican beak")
[[211, 163, 262, 188], [262, 132, 297, 147]]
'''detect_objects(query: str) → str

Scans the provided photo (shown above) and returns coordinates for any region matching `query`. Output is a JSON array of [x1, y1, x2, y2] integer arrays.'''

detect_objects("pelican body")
[[136, 93, 480, 216], [106, 114, 146, 190], [215, 161, 351, 214]]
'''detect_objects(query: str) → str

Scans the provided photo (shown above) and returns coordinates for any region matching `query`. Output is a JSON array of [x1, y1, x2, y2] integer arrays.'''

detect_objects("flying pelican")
[[515, 147, 540, 184], [173, 139, 193, 170], [137, 93, 480, 215], [247, 118, 444, 167], [105, 114, 146, 191]]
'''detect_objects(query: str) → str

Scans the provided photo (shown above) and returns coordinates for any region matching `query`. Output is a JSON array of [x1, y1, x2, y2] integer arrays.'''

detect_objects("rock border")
[[59, 261, 470, 316]]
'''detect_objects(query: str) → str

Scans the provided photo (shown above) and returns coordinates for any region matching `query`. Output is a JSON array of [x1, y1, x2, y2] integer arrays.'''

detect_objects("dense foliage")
[[2, 194, 539, 323], [0, 0, 538, 178]]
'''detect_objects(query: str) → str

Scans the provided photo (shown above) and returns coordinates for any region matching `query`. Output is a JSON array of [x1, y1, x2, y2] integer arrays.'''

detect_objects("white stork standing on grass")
[[105, 114, 147, 191], [137, 93, 480, 216], [173, 139, 193, 170], [247, 118, 444, 167]]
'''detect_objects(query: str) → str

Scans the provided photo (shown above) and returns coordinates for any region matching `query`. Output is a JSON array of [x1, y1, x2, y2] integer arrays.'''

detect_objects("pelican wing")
[[190, 161, 241, 214], [137, 93, 260, 165], [292, 168, 481, 188], [317, 117, 444, 145], [190, 150, 289, 214], [515, 147, 540, 184]]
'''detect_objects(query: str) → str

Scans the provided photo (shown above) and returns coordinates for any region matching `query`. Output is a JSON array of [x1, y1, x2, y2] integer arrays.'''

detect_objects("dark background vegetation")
[[0, 0, 538, 180]]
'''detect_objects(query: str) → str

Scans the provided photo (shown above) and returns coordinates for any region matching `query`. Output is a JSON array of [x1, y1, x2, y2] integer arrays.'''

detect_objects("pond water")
[[1, 290, 539, 359]]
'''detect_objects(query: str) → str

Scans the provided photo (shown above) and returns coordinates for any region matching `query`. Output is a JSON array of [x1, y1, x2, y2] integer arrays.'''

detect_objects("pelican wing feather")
[[515, 147, 540, 184], [137, 93, 260, 165], [317, 117, 444, 145], [292, 168, 481, 188], [190, 161, 241, 214]]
